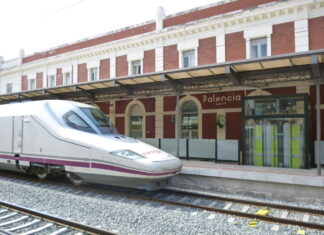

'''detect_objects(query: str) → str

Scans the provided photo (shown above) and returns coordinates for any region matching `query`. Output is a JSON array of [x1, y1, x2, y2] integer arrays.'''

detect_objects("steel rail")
[[0, 200, 116, 235], [160, 189, 324, 216]]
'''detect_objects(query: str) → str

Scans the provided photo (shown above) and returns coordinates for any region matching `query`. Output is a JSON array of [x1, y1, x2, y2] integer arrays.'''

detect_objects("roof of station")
[[0, 49, 323, 104]]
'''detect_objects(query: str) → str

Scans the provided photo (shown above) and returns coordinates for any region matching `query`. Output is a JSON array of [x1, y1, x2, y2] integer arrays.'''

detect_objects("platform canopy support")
[[312, 55, 322, 176]]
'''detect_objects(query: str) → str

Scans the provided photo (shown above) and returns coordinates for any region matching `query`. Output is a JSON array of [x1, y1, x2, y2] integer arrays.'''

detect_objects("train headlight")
[[110, 149, 145, 160]]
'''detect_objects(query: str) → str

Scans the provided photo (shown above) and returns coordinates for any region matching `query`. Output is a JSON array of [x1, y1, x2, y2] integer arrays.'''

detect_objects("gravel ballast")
[[0, 176, 323, 235]]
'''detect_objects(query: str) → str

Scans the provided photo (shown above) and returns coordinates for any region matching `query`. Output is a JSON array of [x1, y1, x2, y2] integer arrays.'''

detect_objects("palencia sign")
[[203, 94, 241, 104], [193, 91, 244, 109]]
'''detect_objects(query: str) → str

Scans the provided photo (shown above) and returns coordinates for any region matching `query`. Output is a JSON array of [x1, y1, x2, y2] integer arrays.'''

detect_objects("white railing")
[[139, 138, 240, 162]]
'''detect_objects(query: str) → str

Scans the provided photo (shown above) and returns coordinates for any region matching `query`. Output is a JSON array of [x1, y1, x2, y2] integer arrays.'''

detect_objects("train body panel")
[[0, 100, 182, 189]]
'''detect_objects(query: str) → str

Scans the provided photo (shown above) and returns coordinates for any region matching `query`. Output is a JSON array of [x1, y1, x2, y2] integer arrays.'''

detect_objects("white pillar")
[[155, 47, 164, 71], [110, 56, 116, 78], [294, 19, 309, 52], [216, 34, 225, 63]]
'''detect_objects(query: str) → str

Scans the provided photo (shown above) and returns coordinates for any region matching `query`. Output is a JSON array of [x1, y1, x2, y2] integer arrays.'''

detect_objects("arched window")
[[181, 100, 198, 139], [129, 104, 143, 138]]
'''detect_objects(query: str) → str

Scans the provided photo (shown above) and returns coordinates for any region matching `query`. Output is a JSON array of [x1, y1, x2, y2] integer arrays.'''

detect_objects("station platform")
[[169, 160, 324, 202]]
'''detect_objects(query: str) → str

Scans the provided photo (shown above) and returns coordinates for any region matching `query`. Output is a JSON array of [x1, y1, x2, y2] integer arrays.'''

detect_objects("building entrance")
[[243, 94, 309, 169], [181, 100, 198, 139]]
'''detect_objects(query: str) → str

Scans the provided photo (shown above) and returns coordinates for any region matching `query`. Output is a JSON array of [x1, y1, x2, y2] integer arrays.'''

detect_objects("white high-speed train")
[[0, 100, 182, 189]]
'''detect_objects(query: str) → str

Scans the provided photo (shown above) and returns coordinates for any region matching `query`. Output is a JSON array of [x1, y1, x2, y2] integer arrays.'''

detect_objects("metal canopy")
[[1, 49, 323, 104]]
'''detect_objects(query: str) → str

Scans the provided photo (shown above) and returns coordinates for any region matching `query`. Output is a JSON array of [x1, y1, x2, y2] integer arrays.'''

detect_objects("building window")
[[129, 104, 143, 138], [64, 72, 72, 85], [6, 83, 13, 94], [48, 75, 56, 87], [89, 67, 98, 81], [182, 50, 195, 68], [181, 100, 198, 139], [250, 38, 267, 58], [131, 60, 141, 75], [29, 79, 36, 90]]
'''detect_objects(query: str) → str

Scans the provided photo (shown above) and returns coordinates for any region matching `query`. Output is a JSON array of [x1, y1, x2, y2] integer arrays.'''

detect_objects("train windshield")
[[80, 108, 113, 134], [63, 111, 96, 133]]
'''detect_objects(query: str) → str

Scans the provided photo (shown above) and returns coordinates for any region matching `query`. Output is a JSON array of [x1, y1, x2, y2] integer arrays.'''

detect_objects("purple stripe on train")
[[0, 154, 179, 176]]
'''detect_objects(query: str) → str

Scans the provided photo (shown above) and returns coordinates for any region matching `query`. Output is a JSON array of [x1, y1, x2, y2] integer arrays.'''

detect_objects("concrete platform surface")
[[180, 160, 324, 187]]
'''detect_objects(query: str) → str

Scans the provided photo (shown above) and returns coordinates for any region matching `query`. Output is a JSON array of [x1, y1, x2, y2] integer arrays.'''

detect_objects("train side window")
[[63, 111, 96, 133]]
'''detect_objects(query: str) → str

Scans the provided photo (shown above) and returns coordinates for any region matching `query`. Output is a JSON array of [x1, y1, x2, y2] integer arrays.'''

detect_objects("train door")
[[13, 116, 23, 154]]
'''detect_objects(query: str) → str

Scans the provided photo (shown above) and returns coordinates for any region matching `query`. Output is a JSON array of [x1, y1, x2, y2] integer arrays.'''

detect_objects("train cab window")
[[80, 108, 114, 134], [63, 111, 96, 133]]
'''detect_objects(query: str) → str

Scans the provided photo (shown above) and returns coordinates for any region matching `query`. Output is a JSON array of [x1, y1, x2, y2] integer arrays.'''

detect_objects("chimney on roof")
[[156, 6, 165, 31], [19, 49, 25, 58]]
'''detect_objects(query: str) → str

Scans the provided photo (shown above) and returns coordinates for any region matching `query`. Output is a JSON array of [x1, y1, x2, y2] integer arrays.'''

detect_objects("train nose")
[[152, 157, 182, 172]]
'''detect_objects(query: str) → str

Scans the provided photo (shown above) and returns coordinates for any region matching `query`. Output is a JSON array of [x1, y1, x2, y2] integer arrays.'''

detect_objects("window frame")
[[89, 67, 99, 81], [250, 37, 267, 59], [28, 78, 36, 90], [47, 75, 56, 87], [63, 72, 72, 85], [6, 83, 13, 94], [182, 49, 196, 68], [130, 60, 142, 75]]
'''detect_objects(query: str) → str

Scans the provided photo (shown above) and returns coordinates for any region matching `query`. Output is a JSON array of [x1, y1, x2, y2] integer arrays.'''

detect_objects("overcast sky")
[[0, 0, 220, 60]]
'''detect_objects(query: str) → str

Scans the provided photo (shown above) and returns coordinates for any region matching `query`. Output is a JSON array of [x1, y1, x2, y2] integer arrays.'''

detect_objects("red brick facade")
[[143, 49, 155, 73], [163, 0, 279, 28], [271, 22, 295, 55], [22, 75, 28, 91], [198, 37, 216, 65], [309, 16, 324, 50], [78, 63, 87, 83], [56, 68, 63, 86], [163, 45, 179, 70], [36, 72, 43, 89], [225, 31, 245, 61], [99, 59, 110, 80], [116, 55, 128, 77]]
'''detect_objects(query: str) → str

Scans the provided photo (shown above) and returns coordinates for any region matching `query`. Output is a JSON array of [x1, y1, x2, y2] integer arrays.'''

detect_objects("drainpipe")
[[175, 90, 180, 157], [316, 81, 321, 176]]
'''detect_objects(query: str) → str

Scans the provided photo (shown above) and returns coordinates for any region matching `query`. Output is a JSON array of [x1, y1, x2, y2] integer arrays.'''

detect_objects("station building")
[[0, 0, 324, 169]]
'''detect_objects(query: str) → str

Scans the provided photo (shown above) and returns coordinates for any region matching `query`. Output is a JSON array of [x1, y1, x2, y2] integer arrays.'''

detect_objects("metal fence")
[[314, 141, 324, 164], [139, 138, 240, 162]]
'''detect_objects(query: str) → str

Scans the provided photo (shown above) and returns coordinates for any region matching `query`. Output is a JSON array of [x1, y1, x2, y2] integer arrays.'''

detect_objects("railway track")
[[99, 186, 324, 231], [0, 200, 115, 235], [0, 171, 323, 233]]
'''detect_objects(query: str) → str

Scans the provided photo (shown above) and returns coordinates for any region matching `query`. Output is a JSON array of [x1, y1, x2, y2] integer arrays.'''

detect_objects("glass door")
[[181, 114, 198, 139], [243, 94, 309, 169], [129, 116, 143, 138], [245, 118, 305, 168]]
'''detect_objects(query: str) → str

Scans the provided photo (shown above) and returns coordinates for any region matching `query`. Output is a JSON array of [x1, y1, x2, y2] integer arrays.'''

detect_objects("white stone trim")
[[178, 39, 199, 68], [72, 63, 78, 84], [47, 68, 56, 76], [128, 60, 143, 76], [155, 47, 164, 71], [179, 96, 202, 139], [177, 39, 199, 51], [27, 73, 36, 80], [125, 100, 146, 137], [216, 34, 225, 63], [62, 65, 73, 73], [244, 25, 273, 59], [110, 56, 116, 78], [127, 51, 144, 62], [294, 19, 309, 52], [86, 60, 100, 69]]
